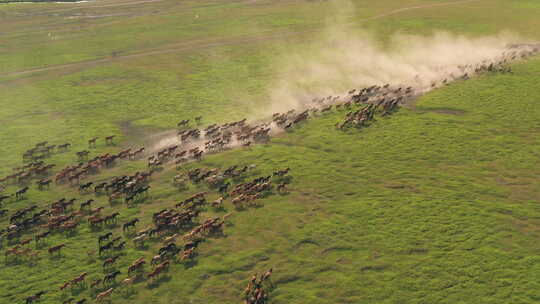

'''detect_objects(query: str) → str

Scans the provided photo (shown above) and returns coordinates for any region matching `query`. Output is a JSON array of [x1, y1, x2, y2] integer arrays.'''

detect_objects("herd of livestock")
[[0, 43, 539, 304], [0, 127, 291, 303]]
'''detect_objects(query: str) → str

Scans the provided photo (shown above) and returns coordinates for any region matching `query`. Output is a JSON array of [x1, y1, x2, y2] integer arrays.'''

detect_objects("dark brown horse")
[[48, 243, 65, 255]]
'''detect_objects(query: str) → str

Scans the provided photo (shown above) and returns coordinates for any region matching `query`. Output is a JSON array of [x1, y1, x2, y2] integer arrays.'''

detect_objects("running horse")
[[105, 135, 116, 145], [48, 243, 65, 255], [88, 137, 98, 148], [25, 291, 46, 304], [95, 288, 114, 302]]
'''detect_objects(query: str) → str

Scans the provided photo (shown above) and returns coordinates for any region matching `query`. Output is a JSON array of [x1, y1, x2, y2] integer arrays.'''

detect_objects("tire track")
[[0, 0, 484, 78]]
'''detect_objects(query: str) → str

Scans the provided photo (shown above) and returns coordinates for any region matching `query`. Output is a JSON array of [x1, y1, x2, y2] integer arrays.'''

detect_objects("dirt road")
[[0, 0, 483, 78]]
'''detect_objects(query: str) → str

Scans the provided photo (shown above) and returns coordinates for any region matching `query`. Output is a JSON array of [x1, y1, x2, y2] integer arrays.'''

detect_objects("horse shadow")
[[133, 196, 149, 205], [120, 287, 137, 299], [211, 206, 226, 212], [233, 205, 246, 212], [123, 230, 136, 237], [175, 184, 189, 192], [249, 202, 265, 209], [178, 222, 197, 231], [69, 284, 87, 296], [35, 241, 48, 250], [232, 176, 248, 183], [102, 281, 120, 290], [105, 223, 119, 229], [134, 244, 149, 251], [101, 265, 119, 273], [147, 275, 171, 289], [273, 175, 293, 184], [209, 232, 227, 240], [277, 190, 291, 196], [3, 257, 23, 266], [14, 196, 27, 202], [26, 258, 40, 267], [182, 259, 198, 269], [7, 238, 21, 246], [152, 167, 164, 173], [48, 253, 64, 261], [108, 200, 121, 207], [89, 225, 104, 232], [133, 274, 146, 284], [65, 230, 79, 238]]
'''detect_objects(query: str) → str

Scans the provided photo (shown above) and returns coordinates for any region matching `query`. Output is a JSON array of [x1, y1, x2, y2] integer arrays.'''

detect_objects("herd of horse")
[[1, 43, 539, 304], [0, 123, 292, 303], [243, 269, 274, 304]]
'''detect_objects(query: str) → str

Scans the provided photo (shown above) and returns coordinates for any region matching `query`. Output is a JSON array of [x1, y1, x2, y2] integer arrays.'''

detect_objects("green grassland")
[[1, 0, 540, 303]]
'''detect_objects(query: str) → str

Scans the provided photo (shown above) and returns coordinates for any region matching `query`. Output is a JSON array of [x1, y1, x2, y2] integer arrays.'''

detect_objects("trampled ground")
[[1, 0, 539, 303]]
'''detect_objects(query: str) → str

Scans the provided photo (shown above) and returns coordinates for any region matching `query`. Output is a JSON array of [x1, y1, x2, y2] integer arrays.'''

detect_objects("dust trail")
[[149, 35, 539, 158], [149, 1, 540, 157], [264, 28, 534, 114], [259, 0, 538, 114]]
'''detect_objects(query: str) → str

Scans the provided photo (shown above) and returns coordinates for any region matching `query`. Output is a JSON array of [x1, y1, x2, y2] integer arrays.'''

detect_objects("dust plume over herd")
[[260, 0, 535, 113], [265, 24, 529, 114], [152, 2, 540, 153]]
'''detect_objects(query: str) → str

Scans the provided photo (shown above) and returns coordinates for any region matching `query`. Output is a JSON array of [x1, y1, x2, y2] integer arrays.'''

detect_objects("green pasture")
[[0, 0, 539, 303]]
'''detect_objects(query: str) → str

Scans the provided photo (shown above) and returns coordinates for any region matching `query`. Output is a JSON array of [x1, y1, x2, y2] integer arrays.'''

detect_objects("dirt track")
[[0, 0, 483, 79]]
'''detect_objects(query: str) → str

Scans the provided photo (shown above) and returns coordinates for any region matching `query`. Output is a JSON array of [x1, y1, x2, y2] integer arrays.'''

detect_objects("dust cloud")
[[151, 1, 539, 154], [264, 2, 531, 114]]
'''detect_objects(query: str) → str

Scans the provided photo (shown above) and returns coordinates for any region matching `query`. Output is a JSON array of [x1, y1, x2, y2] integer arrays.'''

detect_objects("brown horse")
[[95, 288, 113, 302], [105, 135, 116, 145], [90, 279, 102, 289], [25, 291, 46, 304], [37, 179, 52, 190], [48, 244, 65, 255], [70, 272, 88, 286], [128, 259, 145, 274], [88, 137, 98, 148], [58, 143, 71, 151], [59, 281, 70, 291], [103, 255, 120, 268]]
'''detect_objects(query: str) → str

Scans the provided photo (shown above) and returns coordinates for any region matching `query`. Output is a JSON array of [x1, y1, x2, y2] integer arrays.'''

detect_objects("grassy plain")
[[1, 0, 540, 303]]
